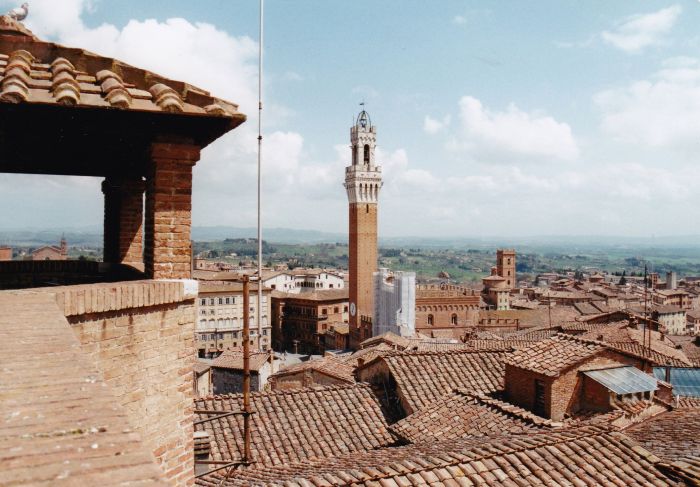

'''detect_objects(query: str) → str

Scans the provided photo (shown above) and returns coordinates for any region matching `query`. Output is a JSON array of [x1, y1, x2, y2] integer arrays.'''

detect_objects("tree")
[[619, 270, 627, 286]]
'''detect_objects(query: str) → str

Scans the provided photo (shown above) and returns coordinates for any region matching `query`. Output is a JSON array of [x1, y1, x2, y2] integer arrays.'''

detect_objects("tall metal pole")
[[242, 276, 251, 463], [256, 0, 264, 347]]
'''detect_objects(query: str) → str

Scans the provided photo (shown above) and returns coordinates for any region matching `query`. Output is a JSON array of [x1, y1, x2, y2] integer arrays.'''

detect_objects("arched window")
[[427, 314, 434, 326], [451, 313, 458, 325], [363, 144, 370, 164]]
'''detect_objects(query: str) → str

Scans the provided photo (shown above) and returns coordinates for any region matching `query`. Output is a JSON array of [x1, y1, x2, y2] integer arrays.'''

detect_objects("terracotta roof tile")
[[0, 33, 242, 118], [390, 391, 557, 444], [193, 384, 396, 468], [625, 408, 700, 461], [360, 350, 510, 413], [505, 334, 606, 377], [271, 356, 355, 384], [196, 426, 684, 486], [211, 349, 271, 372]]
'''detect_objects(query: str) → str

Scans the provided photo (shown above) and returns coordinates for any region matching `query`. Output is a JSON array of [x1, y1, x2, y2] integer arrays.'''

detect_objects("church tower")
[[345, 109, 382, 349]]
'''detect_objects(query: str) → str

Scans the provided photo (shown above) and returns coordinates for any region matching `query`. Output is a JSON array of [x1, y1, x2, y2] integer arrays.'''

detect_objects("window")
[[210, 334, 216, 340], [427, 314, 434, 326], [231, 297, 236, 304], [451, 313, 458, 325], [218, 333, 223, 339], [209, 298, 215, 306], [218, 298, 223, 305], [334, 307, 339, 313], [262, 329, 268, 336], [200, 298, 206, 306], [225, 297, 230, 304], [322, 308, 328, 315], [344, 306, 348, 312], [363, 144, 370, 164], [534, 380, 546, 416]]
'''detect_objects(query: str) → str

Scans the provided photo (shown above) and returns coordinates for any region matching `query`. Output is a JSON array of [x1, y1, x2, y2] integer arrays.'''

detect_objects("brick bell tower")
[[345, 108, 382, 349]]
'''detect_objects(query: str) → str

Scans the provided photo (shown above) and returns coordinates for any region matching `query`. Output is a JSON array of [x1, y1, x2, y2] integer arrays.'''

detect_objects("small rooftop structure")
[[583, 366, 658, 395], [0, 15, 245, 282]]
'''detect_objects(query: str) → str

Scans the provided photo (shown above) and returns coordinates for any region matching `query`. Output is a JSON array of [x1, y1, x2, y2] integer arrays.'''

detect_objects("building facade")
[[345, 109, 382, 349], [272, 289, 349, 353], [415, 284, 480, 337], [373, 268, 416, 337], [262, 269, 344, 293], [31, 237, 67, 261], [195, 281, 272, 356], [496, 249, 516, 288]]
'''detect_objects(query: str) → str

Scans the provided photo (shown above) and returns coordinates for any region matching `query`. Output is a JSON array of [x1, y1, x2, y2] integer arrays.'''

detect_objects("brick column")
[[145, 142, 199, 280], [102, 177, 145, 269]]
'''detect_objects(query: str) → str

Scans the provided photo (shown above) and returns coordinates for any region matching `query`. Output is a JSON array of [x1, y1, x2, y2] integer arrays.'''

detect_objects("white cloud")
[[595, 57, 700, 148], [452, 15, 467, 25], [451, 96, 579, 161], [423, 115, 450, 134], [601, 5, 681, 53]]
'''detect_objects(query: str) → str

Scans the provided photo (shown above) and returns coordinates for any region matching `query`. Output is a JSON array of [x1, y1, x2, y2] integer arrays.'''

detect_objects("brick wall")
[[145, 143, 199, 280], [55, 280, 197, 487], [506, 350, 649, 421], [349, 203, 378, 349]]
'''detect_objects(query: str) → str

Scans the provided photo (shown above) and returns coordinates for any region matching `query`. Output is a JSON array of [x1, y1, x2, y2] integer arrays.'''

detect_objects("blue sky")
[[2, 1, 700, 238]]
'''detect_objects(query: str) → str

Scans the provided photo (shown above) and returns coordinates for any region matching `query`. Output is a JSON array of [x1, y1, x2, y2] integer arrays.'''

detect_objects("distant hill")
[[1, 225, 699, 249]]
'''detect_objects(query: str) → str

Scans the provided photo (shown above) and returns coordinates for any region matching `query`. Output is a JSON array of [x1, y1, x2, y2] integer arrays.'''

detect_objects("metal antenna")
[[256, 0, 264, 344]]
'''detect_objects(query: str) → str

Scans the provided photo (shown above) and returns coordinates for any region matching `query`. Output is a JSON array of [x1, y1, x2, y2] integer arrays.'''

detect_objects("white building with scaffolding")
[[373, 268, 416, 337]]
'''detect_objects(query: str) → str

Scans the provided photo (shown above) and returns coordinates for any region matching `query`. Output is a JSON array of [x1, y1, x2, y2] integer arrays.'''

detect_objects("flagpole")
[[256, 0, 264, 348]]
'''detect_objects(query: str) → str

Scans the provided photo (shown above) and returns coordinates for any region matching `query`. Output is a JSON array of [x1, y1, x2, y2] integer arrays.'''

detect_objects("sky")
[[2, 0, 700, 238]]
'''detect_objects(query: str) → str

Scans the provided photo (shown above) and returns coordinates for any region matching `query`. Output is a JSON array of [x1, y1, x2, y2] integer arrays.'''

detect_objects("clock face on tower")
[[350, 302, 356, 316]]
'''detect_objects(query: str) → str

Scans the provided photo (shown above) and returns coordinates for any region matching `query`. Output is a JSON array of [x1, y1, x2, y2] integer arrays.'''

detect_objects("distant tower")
[[496, 249, 516, 288], [345, 108, 382, 349], [59, 235, 67, 257]]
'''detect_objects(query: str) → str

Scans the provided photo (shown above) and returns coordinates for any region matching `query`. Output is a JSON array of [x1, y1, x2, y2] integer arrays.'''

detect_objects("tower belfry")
[[345, 108, 383, 349]]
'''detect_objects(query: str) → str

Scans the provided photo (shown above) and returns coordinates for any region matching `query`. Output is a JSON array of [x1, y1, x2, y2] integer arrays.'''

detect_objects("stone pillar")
[[102, 177, 145, 269], [145, 142, 199, 280]]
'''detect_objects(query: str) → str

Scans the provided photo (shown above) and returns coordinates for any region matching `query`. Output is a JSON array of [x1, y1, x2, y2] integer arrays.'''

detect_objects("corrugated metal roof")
[[653, 367, 700, 397], [584, 366, 657, 395]]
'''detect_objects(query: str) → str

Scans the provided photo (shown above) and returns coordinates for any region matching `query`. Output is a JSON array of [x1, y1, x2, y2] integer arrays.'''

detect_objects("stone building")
[[345, 109, 382, 349], [414, 284, 480, 338], [482, 273, 511, 310], [211, 349, 278, 394], [195, 281, 272, 356], [262, 268, 344, 293], [0, 13, 245, 486], [496, 249, 516, 288], [373, 268, 416, 337], [31, 236, 67, 260], [271, 289, 349, 353], [654, 289, 691, 309], [651, 305, 687, 335]]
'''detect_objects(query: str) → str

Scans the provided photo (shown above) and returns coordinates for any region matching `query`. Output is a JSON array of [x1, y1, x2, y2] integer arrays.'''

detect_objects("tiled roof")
[[197, 426, 684, 486], [658, 456, 700, 486], [211, 349, 271, 372], [271, 355, 355, 384], [504, 334, 606, 377], [341, 343, 393, 367], [0, 20, 242, 119], [359, 331, 412, 350], [362, 350, 509, 413], [390, 391, 555, 444], [625, 408, 700, 461], [193, 384, 396, 467], [604, 342, 692, 367]]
